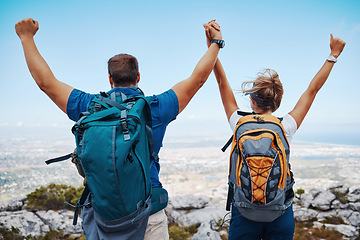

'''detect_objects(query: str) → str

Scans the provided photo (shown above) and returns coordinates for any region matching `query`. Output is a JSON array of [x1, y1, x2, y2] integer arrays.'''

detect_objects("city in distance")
[[1, 125, 359, 204]]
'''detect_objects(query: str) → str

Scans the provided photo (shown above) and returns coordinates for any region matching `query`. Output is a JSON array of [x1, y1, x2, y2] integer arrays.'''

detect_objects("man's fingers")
[[205, 28, 211, 39], [330, 34, 334, 41], [208, 19, 216, 24], [209, 22, 220, 31], [206, 19, 220, 31]]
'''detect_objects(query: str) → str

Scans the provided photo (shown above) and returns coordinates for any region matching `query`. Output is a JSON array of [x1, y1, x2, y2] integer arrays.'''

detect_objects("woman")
[[204, 21, 346, 240]]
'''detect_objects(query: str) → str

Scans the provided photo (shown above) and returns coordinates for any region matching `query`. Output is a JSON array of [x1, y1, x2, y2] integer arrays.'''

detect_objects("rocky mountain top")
[[1, 185, 360, 239]]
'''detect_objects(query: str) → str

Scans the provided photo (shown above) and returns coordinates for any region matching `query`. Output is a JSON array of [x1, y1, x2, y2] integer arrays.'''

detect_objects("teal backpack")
[[46, 90, 156, 239]]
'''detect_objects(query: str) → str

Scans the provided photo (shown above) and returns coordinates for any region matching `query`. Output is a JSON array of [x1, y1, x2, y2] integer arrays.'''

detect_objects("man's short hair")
[[108, 54, 139, 86]]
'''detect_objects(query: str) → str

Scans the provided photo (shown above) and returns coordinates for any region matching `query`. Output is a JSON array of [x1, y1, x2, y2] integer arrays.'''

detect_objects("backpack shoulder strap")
[[142, 95, 159, 163], [237, 110, 253, 116], [221, 111, 253, 152]]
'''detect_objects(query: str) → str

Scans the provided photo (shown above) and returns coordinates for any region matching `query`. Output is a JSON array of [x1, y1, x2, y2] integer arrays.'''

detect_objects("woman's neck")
[[252, 108, 273, 115]]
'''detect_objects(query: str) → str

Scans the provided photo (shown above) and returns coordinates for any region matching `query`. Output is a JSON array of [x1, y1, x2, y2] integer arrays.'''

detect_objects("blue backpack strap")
[[95, 96, 129, 111], [143, 96, 159, 163], [146, 125, 159, 163]]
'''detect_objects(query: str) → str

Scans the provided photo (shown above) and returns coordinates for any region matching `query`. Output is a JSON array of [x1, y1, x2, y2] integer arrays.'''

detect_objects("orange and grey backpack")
[[222, 111, 294, 222]]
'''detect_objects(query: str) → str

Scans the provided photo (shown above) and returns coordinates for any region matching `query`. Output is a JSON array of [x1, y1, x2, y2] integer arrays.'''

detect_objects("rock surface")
[[294, 185, 360, 239], [0, 185, 360, 239]]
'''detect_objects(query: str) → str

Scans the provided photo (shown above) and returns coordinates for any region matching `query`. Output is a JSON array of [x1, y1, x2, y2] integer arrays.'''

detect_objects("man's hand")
[[15, 18, 39, 40], [203, 19, 222, 48], [330, 34, 346, 58]]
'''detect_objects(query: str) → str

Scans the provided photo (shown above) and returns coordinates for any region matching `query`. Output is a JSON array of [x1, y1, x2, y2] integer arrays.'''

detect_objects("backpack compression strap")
[[72, 185, 90, 225], [226, 182, 234, 211], [45, 153, 73, 165]]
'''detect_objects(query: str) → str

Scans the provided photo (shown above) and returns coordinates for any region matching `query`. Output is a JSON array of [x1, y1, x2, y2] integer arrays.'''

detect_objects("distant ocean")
[[1, 126, 360, 203]]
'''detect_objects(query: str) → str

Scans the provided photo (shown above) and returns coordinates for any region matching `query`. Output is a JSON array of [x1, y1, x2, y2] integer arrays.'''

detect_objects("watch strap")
[[327, 55, 337, 63], [211, 39, 225, 48]]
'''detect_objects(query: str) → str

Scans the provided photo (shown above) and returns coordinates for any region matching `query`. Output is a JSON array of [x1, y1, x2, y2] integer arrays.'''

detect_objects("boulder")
[[348, 192, 360, 203], [0, 210, 46, 237], [173, 205, 227, 227], [313, 222, 358, 239], [310, 190, 336, 210], [293, 207, 318, 222], [191, 222, 222, 240], [169, 194, 210, 210], [0, 197, 25, 212], [36, 210, 83, 234], [166, 195, 228, 240], [347, 211, 360, 227], [330, 185, 350, 195]]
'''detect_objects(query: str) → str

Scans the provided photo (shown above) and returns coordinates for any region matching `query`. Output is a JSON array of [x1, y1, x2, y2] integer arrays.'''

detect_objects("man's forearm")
[[190, 43, 220, 85], [20, 36, 57, 91], [171, 43, 220, 113]]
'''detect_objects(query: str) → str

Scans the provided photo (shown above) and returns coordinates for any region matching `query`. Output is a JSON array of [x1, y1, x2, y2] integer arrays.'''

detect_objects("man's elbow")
[[36, 80, 49, 92], [31, 73, 55, 93]]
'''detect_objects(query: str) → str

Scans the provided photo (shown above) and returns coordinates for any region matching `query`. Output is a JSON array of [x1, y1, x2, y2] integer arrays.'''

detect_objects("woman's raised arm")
[[289, 34, 346, 129]]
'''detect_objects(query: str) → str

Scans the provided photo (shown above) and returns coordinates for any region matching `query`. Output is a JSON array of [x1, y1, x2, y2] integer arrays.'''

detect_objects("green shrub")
[[322, 216, 345, 225], [220, 234, 228, 240], [294, 221, 344, 240], [0, 226, 23, 240], [311, 225, 343, 239], [0, 226, 86, 240], [168, 223, 198, 240], [25, 183, 84, 211], [37, 229, 65, 240], [330, 189, 349, 204], [295, 188, 305, 199]]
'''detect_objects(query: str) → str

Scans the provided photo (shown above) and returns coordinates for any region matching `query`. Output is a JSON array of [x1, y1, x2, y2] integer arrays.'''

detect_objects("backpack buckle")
[[94, 102, 102, 112], [254, 116, 265, 123], [120, 110, 130, 141]]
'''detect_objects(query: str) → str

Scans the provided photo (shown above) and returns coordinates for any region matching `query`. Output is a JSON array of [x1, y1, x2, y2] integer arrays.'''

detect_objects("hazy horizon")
[[0, 123, 359, 147]]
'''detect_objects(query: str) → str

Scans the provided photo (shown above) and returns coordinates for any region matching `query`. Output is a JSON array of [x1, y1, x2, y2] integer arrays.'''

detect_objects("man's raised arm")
[[171, 20, 223, 114], [15, 18, 74, 113]]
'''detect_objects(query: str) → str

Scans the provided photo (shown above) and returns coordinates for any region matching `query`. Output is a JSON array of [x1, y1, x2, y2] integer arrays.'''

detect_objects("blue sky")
[[1, 0, 359, 146]]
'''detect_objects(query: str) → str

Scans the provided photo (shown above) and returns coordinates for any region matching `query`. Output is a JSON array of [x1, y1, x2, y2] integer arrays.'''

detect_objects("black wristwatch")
[[211, 39, 225, 48]]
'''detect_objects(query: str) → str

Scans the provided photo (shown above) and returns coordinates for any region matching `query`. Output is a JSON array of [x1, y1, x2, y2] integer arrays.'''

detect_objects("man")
[[15, 18, 224, 239]]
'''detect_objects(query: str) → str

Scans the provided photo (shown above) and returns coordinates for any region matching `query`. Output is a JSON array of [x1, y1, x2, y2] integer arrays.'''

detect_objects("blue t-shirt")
[[67, 87, 179, 188]]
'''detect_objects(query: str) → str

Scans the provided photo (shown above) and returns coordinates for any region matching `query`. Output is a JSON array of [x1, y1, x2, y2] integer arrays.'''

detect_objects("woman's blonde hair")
[[242, 69, 283, 112]]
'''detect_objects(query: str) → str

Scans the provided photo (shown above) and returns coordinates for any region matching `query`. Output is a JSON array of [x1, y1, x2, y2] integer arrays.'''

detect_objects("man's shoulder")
[[148, 89, 177, 103], [147, 89, 179, 122], [67, 89, 96, 121]]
